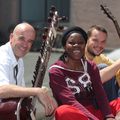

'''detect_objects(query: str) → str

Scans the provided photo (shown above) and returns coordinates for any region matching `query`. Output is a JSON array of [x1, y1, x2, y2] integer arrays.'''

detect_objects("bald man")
[[0, 22, 57, 118]]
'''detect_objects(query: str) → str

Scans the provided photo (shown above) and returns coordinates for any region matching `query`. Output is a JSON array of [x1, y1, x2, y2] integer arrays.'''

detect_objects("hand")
[[36, 87, 57, 116], [106, 118, 115, 120], [115, 111, 120, 120]]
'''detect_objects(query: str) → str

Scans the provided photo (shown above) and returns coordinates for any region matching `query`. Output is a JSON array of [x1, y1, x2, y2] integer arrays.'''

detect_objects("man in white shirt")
[[0, 22, 57, 119]]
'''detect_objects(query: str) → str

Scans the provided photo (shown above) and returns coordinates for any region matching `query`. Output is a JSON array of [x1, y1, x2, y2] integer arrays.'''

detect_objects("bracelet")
[[105, 116, 115, 119]]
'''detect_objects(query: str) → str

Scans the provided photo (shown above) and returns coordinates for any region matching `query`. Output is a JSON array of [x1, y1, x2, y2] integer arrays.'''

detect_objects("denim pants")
[[97, 63, 119, 101]]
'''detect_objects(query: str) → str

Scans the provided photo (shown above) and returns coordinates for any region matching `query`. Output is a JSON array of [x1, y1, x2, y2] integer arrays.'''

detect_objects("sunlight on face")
[[87, 29, 107, 56], [65, 33, 86, 61], [10, 23, 36, 60]]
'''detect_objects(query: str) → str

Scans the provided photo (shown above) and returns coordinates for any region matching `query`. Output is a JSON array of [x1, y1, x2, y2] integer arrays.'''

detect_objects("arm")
[[0, 61, 57, 116], [94, 54, 120, 85], [100, 58, 120, 83], [0, 84, 57, 116], [89, 62, 114, 118], [0, 84, 44, 98]]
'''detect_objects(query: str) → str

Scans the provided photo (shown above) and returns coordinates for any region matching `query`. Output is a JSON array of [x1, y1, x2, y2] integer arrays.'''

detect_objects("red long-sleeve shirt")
[[49, 60, 113, 119]]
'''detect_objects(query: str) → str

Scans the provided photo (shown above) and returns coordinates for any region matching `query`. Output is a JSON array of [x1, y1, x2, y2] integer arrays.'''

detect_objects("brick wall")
[[70, 0, 120, 49]]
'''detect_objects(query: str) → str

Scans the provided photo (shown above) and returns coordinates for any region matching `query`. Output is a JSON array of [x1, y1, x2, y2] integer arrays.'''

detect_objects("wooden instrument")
[[100, 4, 120, 39], [16, 6, 66, 120]]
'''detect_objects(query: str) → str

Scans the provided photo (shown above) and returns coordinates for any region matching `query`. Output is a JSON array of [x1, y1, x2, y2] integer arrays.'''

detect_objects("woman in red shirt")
[[49, 26, 120, 120]]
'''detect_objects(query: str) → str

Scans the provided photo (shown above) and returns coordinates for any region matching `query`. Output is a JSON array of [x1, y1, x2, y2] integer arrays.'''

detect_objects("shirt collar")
[[7, 42, 18, 67]]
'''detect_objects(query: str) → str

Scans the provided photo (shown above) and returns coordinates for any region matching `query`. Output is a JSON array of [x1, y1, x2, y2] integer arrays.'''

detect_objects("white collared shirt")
[[0, 42, 25, 86]]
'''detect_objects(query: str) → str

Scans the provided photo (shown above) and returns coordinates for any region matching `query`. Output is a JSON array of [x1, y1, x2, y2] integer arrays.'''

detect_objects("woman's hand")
[[36, 87, 57, 116], [115, 111, 120, 120], [106, 118, 115, 120]]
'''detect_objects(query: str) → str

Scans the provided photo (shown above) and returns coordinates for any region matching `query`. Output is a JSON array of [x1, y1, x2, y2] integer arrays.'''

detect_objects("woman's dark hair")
[[61, 26, 88, 47], [60, 26, 87, 61]]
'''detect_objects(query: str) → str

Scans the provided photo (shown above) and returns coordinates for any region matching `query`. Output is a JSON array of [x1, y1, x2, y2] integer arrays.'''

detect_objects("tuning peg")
[[57, 16, 67, 22], [50, 5, 56, 12], [57, 26, 64, 31], [42, 27, 48, 40], [49, 6, 56, 18], [48, 16, 52, 23], [43, 27, 49, 33], [61, 16, 67, 21], [49, 10, 54, 17], [42, 33, 47, 40]]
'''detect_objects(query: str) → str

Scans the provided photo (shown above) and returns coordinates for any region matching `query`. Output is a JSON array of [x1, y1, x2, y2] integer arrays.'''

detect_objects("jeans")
[[97, 63, 119, 101], [118, 88, 120, 97]]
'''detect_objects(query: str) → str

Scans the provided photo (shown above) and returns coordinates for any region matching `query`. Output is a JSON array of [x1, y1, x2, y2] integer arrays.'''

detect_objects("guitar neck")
[[100, 4, 120, 39], [32, 7, 62, 88], [113, 20, 120, 39]]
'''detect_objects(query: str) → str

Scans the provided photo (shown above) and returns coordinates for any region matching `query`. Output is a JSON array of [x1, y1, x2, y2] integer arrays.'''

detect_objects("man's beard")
[[87, 47, 101, 57]]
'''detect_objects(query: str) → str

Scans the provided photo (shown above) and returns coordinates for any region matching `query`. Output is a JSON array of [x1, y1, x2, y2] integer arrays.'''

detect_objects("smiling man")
[[0, 22, 57, 119], [85, 25, 120, 101]]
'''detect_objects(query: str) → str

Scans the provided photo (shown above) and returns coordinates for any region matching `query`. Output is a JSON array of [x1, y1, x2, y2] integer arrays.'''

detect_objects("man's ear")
[[9, 33, 13, 40], [9, 33, 15, 43]]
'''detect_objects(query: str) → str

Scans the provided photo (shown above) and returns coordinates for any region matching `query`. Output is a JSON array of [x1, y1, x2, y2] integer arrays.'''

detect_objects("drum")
[[0, 98, 33, 120]]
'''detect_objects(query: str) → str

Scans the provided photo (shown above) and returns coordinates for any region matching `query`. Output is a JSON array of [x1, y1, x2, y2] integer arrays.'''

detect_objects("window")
[[20, 0, 70, 24]]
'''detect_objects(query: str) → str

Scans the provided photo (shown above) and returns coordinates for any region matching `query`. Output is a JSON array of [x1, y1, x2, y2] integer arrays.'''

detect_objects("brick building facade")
[[70, 0, 120, 49], [0, 0, 120, 49]]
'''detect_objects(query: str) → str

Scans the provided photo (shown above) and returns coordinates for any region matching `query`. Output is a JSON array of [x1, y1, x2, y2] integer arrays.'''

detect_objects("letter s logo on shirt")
[[65, 78, 80, 94], [78, 73, 91, 88], [65, 73, 92, 94]]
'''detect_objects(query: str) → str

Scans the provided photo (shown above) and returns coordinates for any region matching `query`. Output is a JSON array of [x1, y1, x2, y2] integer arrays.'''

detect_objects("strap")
[[14, 65, 18, 85]]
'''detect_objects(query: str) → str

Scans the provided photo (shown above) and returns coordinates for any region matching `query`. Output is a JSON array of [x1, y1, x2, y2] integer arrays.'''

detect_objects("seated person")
[[85, 25, 120, 101], [49, 26, 120, 120], [0, 22, 57, 119]]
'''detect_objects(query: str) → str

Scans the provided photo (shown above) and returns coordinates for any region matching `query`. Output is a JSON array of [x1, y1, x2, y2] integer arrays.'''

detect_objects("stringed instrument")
[[100, 4, 120, 39], [15, 6, 66, 120]]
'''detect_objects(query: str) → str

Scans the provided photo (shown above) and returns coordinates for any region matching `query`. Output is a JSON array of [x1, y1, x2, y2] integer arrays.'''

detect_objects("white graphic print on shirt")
[[65, 72, 92, 94]]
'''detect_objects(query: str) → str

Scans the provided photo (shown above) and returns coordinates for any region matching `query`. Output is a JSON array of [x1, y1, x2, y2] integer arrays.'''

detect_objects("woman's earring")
[[64, 53, 68, 62]]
